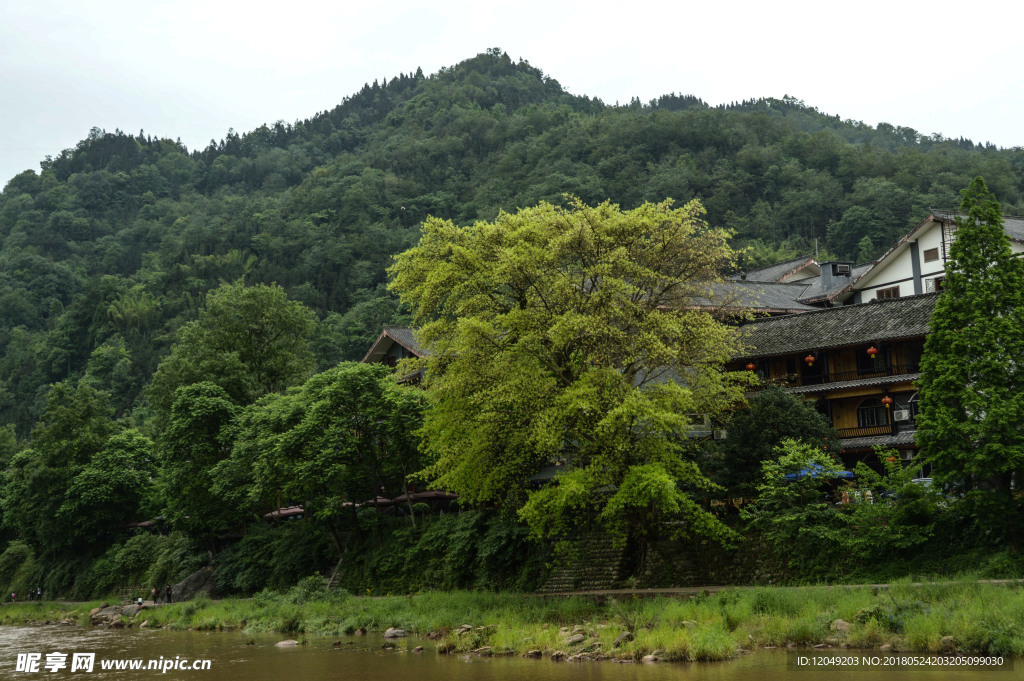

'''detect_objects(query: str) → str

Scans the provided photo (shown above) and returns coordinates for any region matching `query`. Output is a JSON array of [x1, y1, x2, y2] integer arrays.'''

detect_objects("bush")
[[335, 511, 547, 593], [0, 540, 37, 597], [215, 522, 334, 595]]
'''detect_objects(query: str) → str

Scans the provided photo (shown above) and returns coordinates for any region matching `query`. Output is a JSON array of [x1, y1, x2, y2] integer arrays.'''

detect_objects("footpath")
[[537, 578, 1024, 597]]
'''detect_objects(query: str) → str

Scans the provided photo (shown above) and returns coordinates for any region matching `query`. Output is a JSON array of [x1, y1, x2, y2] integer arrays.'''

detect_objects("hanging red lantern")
[[804, 354, 815, 367], [746, 362, 756, 372], [867, 346, 879, 359], [881, 395, 894, 409]]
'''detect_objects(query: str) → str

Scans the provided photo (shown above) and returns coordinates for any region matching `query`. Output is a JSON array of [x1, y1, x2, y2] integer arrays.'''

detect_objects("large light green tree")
[[916, 176, 1024, 549], [389, 197, 747, 545]]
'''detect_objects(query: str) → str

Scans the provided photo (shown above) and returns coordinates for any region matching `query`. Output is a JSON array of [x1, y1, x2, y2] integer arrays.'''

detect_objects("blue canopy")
[[784, 464, 855, 481]]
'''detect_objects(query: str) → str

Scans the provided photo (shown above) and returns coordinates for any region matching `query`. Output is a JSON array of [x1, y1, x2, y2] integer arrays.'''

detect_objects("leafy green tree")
[[0, 383, 119, 555], [229, 363, 424, 550], [916, 176, 1024, 549], [148, 281, 317, 415], [56, 429, 156, 544], [157, 382, 240, 538], [0, 424, 17, 467], [708, 387, 835, 498], [390, 198, 747, 546], [742, 439, 852, 577]]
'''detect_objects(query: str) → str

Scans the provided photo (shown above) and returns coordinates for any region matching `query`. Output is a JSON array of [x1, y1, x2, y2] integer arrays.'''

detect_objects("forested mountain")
[[2, 48, 1024, 437]]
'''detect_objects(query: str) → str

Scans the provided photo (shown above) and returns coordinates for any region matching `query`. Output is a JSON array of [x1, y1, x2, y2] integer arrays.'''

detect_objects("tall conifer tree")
[[916, 177, 1024, 548]]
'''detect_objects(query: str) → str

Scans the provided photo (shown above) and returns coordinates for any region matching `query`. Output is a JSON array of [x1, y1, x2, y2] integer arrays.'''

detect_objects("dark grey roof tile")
[[736, 294, 937, 358]]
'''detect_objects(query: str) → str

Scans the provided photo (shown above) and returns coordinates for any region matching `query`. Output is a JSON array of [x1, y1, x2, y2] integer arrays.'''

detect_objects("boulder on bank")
[[171, 566, 216, 602], [830, 618, 851, 633], [384, 628, 407, 638], [89, 606, 122, 627], [121, 605, 142, 618]]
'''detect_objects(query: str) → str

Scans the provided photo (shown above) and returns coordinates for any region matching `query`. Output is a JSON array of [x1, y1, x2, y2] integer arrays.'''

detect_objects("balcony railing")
[[836, 425, 894, 438], [762, 363, 920, 388], [824, 363, 920, 383]]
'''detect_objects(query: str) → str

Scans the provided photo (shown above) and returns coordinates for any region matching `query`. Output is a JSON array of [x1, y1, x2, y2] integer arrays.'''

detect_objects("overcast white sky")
[[3, 0, 1023, 188]]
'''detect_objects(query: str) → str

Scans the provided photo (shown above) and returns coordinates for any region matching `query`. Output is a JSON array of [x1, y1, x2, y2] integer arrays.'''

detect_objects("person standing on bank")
[[165, 585, 172, 604]]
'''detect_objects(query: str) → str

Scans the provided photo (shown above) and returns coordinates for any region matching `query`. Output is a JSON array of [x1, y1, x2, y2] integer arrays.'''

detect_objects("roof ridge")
[[744, 291, 940, 325]]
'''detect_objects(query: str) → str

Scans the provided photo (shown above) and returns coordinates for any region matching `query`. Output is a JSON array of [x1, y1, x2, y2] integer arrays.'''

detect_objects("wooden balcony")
[[761, 363, 920, 388], [836, 425, 894, 438]]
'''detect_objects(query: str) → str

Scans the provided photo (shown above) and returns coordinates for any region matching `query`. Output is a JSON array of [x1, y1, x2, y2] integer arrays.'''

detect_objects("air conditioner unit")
[[834, 263, 852, 276], [713, 429, 728, 440], [893, 409, 911, 422]]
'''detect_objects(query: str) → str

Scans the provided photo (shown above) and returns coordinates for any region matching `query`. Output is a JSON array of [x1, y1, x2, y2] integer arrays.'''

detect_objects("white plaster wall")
[[853, 219, 1024, 300]]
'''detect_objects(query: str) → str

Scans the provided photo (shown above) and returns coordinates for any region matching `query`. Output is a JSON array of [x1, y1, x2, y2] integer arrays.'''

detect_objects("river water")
[[0, 626, 1016, 680]]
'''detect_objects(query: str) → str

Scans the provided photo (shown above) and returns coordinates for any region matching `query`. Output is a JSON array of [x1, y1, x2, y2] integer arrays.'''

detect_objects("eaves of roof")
[[361, 325, 426, 363], [785, 373, 920, 395], [840, 430, 918, 451], [735, 256, 818, 283]]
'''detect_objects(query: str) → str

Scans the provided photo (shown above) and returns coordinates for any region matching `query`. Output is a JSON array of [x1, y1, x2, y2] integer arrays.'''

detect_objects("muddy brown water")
[[0, 626, 1016, 680]]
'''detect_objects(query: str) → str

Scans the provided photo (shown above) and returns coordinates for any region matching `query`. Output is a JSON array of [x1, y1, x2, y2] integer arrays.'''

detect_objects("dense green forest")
[[2, 49, 1024, 598]]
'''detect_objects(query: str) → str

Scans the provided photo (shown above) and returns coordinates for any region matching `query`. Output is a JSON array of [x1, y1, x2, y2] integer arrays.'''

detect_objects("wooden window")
[[876, 286, 900, 300], [923, 247, 939, 263], [857, 398, 888, 428]]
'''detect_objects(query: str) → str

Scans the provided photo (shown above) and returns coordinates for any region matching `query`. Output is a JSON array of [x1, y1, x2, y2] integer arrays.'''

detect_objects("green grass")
[[4, 578, 1024, 660]]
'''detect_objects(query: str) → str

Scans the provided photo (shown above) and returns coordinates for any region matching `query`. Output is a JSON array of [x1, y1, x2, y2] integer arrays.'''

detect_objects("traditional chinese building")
[[730, 294, 937, 466]]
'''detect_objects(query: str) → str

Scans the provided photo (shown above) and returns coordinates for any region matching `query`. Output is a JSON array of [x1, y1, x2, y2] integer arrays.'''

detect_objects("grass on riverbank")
[[3, 577, 1023, 660]]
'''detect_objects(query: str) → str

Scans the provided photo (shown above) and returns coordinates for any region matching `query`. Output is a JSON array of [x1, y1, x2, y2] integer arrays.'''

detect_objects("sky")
[[3, 0, 1024, 188]]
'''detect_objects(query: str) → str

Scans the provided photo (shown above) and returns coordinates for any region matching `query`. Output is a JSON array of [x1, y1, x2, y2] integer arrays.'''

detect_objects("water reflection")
[[0, 626, 1016, 681]]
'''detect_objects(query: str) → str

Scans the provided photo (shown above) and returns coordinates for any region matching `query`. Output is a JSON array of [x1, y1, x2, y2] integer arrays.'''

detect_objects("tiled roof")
[[361, 325, 426, 364], [699, 281, 818, 313], [930, 209, 1024, 243], [736, 294, 937, 359], [734, 256, 818, 282], [796, 263, 874, 303], [840, 430, 917, 450], [382, 326, 424, 355], [786, 373, 920, 395]]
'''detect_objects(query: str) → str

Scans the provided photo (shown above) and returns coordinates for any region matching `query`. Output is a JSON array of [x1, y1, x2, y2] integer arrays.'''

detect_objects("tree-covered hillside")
[[2, 48, 1024, 436]]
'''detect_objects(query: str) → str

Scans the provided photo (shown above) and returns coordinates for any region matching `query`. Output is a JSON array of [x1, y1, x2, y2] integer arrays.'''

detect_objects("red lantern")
[[746, 362, 756, 372], [867, 346, 879, 359], [881, 395, 894, 409], [804, 354, 815, 367]]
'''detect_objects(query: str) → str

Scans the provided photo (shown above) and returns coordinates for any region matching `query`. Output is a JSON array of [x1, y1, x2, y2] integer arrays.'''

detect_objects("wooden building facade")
[[731, 294, 937, 465]]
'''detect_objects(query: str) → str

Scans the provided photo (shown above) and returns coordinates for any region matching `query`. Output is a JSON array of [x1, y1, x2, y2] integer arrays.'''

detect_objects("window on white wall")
[[877, 286, 900, 300], [923, 247, 939, 263]]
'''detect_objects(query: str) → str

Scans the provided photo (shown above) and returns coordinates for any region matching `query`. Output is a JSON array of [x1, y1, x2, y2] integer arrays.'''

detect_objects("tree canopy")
[[708, 386, 836, 498], [148, 281, 317, 415], [916, 176, 1024, 548], [390, 197, 747, 543]]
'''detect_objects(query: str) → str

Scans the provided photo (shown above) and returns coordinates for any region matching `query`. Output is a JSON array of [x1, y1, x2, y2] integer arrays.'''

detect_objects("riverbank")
[[3, 578, 1023, 661]]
